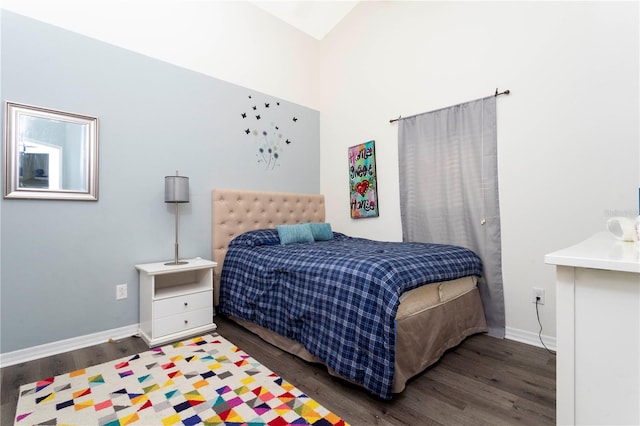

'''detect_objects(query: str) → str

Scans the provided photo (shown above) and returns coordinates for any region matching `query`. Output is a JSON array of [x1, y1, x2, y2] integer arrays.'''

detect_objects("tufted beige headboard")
[[211, 188, 325, 305]]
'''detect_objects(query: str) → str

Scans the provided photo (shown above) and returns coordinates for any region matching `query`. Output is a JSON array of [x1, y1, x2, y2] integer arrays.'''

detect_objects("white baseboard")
[[505, 326, 557, 352], [1, 323, 554, 368], [0, 324, 140, 368]]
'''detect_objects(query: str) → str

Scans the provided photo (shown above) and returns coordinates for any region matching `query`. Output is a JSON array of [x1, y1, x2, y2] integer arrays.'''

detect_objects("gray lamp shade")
[[164, 175, 189, 203]]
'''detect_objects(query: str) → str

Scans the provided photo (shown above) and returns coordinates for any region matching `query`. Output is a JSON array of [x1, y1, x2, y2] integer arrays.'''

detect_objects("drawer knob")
[[184, 320, 188, 324], [184, 302, 188, 306]]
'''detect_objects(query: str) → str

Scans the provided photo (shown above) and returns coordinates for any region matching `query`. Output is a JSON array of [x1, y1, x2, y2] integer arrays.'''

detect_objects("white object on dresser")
[[545, 232, 639, 426], [136, 258, 217, 347]]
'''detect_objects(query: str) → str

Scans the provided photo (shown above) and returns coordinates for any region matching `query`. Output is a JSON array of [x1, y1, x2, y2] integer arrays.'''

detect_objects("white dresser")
[[545, 232, 640, 425], [136, 258, 217, 347]]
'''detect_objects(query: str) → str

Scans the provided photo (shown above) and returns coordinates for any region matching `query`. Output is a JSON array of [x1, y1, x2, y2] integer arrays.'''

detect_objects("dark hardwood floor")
[[1, 316, 555, 425]]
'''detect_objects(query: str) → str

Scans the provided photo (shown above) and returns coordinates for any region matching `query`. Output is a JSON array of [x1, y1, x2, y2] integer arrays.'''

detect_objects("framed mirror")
[[4, 102, 98, 200]]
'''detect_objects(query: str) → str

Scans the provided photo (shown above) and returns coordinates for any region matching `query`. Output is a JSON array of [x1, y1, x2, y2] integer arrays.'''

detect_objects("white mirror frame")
[[4, 102, 99, 201]]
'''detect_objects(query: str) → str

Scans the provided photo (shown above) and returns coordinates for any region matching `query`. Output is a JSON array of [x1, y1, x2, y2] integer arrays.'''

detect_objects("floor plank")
[[1, 316, 555, 425]]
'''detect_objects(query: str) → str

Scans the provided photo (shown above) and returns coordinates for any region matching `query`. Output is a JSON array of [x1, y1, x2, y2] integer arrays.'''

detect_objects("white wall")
[[319, 1, 639, 342], [1, 9, 322, 353], [1, 0, 321, 110], [0, 0, 323, 354], [4, 0, 639, 343]]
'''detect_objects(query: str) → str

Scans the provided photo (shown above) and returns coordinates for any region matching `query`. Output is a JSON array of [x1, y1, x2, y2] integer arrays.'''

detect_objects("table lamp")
[[164, 172, 189, 265]]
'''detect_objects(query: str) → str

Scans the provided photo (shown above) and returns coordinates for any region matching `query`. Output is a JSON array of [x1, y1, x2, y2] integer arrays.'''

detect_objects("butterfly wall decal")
[[239, 93, 305, 169]]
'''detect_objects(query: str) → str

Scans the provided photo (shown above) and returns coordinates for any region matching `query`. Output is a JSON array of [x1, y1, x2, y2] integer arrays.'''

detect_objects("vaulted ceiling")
[[250, 1, 358, 40]]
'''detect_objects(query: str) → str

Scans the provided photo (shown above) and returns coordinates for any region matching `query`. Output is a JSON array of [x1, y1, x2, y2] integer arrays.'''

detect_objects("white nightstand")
[[135, 258, 217, 347]]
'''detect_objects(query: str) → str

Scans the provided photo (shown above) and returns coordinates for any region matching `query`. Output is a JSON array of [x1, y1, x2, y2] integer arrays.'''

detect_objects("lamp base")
[[165, 260, 189, 266]]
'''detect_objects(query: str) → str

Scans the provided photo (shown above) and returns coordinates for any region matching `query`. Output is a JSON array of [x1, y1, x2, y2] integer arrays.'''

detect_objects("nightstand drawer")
[[154, 307, 213, 337], [154, 290, 212, 319]]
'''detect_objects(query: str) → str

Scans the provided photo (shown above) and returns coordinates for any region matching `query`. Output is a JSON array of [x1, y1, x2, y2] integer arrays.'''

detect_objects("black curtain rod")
[[389, 88, 511, 124]]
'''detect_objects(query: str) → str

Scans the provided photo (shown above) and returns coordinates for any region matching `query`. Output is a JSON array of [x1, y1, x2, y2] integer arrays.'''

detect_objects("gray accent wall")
[[0, 11, 320, 353]]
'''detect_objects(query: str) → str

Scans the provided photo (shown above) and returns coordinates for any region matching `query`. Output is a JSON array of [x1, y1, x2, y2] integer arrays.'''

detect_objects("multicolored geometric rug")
[[14, 333, 348, 425]]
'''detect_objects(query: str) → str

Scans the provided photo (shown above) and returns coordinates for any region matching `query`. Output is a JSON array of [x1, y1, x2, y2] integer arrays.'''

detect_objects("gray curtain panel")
[[398, 96, 505, 338]]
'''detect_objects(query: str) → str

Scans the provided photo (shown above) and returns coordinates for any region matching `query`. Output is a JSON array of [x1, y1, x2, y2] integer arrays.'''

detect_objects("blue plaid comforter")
[[219, 230, 482, 399]]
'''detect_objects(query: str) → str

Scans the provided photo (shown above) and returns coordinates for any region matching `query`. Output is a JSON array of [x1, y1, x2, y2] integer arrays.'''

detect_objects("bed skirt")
[[227, 280, 487, 394]]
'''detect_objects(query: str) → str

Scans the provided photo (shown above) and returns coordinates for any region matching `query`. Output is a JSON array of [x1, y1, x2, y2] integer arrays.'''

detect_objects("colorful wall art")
[[348, 140, 379, 218]]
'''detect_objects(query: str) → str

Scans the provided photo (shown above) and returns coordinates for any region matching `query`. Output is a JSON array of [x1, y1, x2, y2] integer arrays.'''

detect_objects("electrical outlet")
[[531, 287, 545, 305], [116, 284, 128, 300]]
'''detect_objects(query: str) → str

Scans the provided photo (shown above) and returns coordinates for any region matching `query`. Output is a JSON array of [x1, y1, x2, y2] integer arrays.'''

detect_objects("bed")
[[211, 188, 487, 399]]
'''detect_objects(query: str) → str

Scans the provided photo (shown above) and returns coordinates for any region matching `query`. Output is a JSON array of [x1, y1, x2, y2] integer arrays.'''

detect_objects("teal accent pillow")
[[276, 223, 315, 245], [307, 222, 333, 241]]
